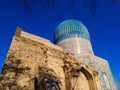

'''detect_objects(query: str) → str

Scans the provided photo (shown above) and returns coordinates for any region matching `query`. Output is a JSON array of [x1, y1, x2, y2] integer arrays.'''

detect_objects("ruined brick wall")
[[0, 28, 101, 90]]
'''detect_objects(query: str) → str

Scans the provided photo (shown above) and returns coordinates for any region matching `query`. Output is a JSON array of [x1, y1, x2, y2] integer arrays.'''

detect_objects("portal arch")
[[71, 67, 96, 90]]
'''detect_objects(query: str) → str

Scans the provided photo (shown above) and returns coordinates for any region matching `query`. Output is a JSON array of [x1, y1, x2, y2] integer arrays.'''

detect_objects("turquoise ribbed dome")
[[54, 19, 90, 44]]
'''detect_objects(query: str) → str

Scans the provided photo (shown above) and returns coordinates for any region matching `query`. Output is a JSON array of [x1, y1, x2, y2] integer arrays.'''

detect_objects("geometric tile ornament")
[[54, 19, 117, 90]]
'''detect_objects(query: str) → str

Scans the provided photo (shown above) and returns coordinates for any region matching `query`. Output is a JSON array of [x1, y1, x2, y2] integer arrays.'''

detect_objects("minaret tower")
[[54, 19, 94, 55]]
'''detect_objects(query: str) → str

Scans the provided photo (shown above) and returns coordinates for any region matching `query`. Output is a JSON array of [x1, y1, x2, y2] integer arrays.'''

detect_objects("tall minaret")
[[54, 19, 94, 55]]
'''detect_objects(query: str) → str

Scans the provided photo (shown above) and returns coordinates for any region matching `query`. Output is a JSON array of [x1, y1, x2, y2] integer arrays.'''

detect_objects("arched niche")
[[35, 67, 61, 90], [102, 72, 111, 90], [80, 67, 96, 90], [71, 67, 96, 90]]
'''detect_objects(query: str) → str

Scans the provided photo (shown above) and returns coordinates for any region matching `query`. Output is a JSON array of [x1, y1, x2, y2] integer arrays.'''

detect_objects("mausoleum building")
[[0, 19, 117, 90]]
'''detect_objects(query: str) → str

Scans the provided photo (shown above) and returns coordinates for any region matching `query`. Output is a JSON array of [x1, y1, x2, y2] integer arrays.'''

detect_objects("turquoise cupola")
[[54, 19, 90, 44], [54, 19, 94, 55]]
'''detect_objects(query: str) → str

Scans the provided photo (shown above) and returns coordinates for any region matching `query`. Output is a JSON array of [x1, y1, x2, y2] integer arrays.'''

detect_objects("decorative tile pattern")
[[57, 37, 93, 55], [54, 19, 90, 43], [75, 55, 117, 90]]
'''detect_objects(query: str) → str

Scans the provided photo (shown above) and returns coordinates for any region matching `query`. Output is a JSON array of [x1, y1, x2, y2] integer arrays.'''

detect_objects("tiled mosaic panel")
[[75, 55, 117, 90], [57, 37, 93, 55]]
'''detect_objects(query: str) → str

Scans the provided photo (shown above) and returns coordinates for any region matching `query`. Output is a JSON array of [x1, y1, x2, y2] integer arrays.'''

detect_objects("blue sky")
[[0, 0, 120, 87]]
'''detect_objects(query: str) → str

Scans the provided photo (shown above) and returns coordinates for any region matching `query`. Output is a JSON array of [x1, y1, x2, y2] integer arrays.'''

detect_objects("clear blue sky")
[[0, 0, 120, 87]]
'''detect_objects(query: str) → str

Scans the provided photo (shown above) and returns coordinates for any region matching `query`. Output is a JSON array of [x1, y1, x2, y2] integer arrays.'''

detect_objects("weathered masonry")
[[0, 19, 117, 90]]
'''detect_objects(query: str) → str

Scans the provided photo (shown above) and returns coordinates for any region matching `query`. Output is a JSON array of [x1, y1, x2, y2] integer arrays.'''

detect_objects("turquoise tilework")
[[54, 19, 90, 43]]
